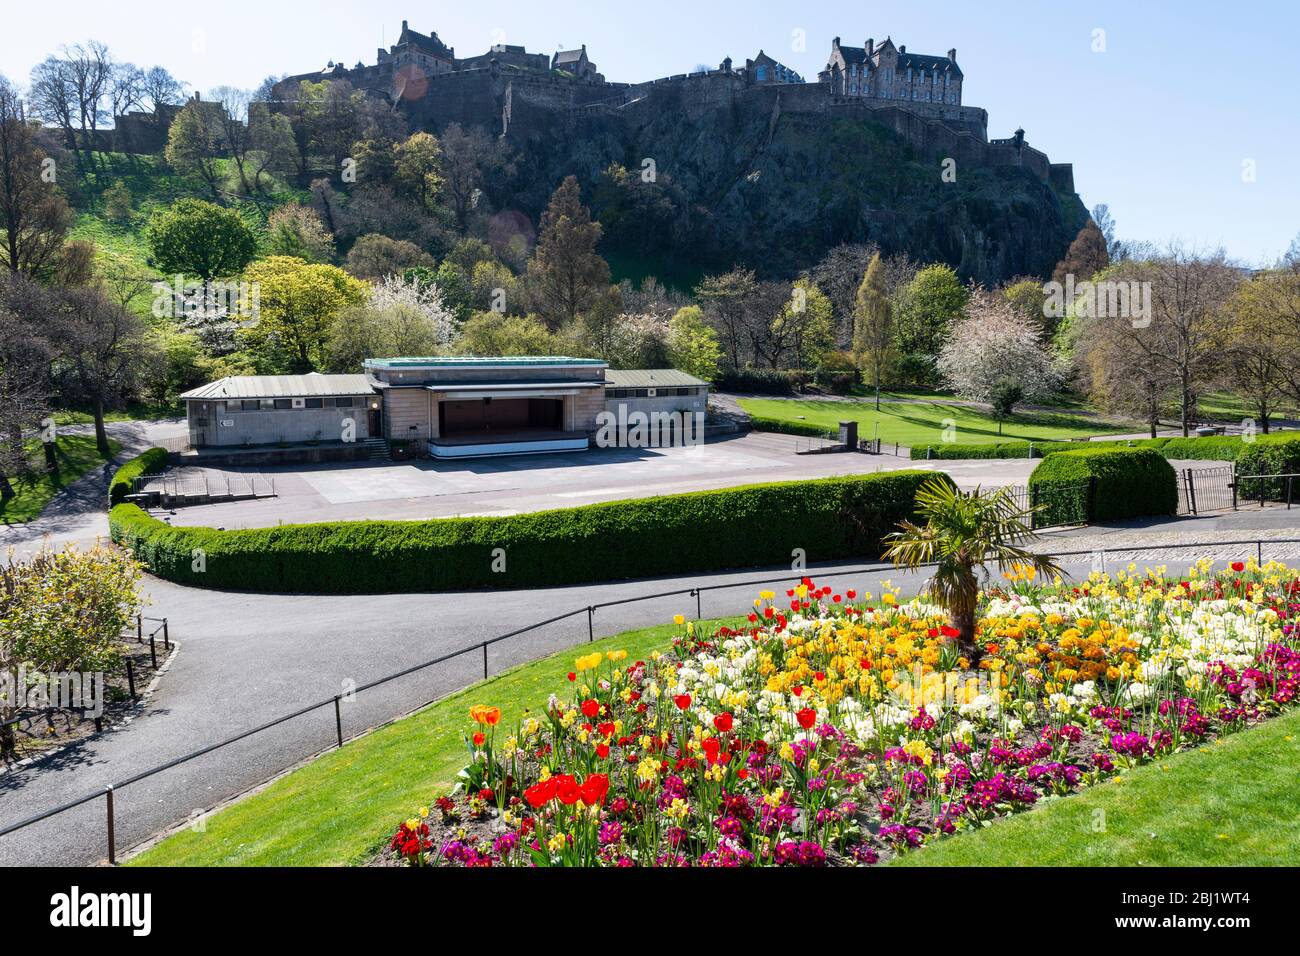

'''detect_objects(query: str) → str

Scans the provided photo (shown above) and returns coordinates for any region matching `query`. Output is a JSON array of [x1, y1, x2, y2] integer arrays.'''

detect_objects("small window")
[[274, 399, 292, 410], [304, 398, 324, 409], [241, 400, 259, 411], [333, 397, 354, 408]]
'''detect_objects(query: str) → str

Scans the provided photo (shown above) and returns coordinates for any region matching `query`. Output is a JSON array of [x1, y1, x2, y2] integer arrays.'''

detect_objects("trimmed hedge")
[[910, 441, 1069, 460], [109, 447, 169, 505], [1028, 448, 1178, 527], [911, 433, 1300, 463], [1237, 435, 1300, 501], [747, 416, 835, 438], [109, 471, 940, 594]]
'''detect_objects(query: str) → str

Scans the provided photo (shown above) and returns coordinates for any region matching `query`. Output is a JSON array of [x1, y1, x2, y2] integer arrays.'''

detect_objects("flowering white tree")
[[326, 274, 457, 370], [937, 289, 1060, 423], [368, 274, 458, 346]]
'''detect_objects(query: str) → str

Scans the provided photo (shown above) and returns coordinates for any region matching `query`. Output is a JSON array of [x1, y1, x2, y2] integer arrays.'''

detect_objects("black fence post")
[[125, 659, 137, 701], [693, 588, 702, 620], [1288, 476, 1294, 511], [587, 606, 595, 642], [105, 786, 116, 865], [333, 695, 343, 748], [1232, 473, 1239, 511], [149, 635, 157, 669], [1187, 469, 1199, 516], [482, 643, 489, 680], [1258, 541, 1264, 566], [163, 619, 170, 650]]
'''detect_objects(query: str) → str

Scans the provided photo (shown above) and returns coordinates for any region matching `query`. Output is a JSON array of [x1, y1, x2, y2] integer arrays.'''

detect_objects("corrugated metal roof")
[[605, 369, 709, 389], [365, 356, 606, 369], [180, 374, 374, 401]]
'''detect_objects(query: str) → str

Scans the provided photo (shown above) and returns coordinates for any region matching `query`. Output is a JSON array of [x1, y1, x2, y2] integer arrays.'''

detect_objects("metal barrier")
[[4, 536, 1300, 863]]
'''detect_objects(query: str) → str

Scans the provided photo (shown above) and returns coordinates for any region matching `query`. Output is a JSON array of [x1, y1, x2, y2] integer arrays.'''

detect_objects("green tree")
[[893, 264, 969, 385], [265, 203, 335, 263], [884, 478, 1062, 663], [101, 179, 133, 222], [164, 99, 223, 197], [393, 131, 443, 213], [666, 306, 721, 382], [0, 544, 143, 756], [342, 233, 434, 281], [457, 312, 560, 356], [767, 279, 834, 370], [241, 256, 368, 372], [145, 198, 259, 283], [526, 176, 610, 328], [852, 253, 893, 409]]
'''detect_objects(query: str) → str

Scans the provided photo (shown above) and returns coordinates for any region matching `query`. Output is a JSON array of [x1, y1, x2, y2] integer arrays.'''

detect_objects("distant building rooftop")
[[605, 369, 709, 388], [179, 374, 373, 401], [364, 356, 607, 369]]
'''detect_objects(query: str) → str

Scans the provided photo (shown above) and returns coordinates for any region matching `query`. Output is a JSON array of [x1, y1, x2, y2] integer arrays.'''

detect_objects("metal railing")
[[133, 473, 276, 503], [4, 535, 1300, 864]]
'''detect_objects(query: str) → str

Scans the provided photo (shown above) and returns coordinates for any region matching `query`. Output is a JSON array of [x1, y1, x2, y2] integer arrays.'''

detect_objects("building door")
[[368, 407, 382, 438]]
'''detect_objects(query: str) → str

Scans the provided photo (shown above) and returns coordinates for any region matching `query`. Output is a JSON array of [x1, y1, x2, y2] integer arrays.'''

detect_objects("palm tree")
[[883, 478, 1064, 663]]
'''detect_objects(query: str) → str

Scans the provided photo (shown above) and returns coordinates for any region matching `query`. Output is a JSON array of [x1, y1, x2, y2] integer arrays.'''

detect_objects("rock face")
[[405, 72, 1087, 285]]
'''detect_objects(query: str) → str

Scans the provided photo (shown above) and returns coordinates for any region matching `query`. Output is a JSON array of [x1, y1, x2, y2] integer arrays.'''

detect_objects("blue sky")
[[4, 0, 1297, 265]]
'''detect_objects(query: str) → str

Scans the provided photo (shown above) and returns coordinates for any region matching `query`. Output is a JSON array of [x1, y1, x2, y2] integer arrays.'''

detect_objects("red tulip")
[[796, 707, 817, 730], [581, 699, 601, 719], [673, 694, 692, 710], [713, 712, 734, 732]]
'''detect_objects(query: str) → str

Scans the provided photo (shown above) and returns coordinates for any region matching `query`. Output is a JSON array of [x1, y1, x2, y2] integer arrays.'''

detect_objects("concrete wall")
[[186, 399, 371, 448], [369, 364, 604, 386], [382, 388, 434, 442]]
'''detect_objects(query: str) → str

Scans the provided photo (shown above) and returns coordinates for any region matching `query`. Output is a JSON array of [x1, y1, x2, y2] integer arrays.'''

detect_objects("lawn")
[[0, 434, 121, 524], [738, 396, 1124, 448], [894, 706, 1300, 867], [53, 404, 182, 426], [127, 617, 739, 867]]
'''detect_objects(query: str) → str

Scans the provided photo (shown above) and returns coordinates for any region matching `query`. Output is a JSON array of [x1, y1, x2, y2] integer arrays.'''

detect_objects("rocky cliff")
[[412, 72, 1086, 285]]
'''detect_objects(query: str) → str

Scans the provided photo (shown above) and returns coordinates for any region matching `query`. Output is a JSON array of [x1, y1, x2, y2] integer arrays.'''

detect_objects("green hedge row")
[[909, 441, 1067, 460], [109, 471, 938, 594], [747, 416, 836, 438], [910, 433, 1298, 463], [1028, 448, 1178, 527], [1238, 436, 1300, 501], [109, 447, 170, 505]]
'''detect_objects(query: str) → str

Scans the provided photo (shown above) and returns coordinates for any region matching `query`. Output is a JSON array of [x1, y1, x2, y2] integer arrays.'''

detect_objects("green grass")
[[0, 434, 121, 524], [894, 707, 1300, 867], [127, 617, 739, 867], [739, 397, 1123, 448], [53, 404, 182, 426]]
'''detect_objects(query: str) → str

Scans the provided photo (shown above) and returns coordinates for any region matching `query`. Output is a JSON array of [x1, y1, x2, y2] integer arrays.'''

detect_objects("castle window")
[[756, 66, 767, 82], [849, 81, 857, 93]]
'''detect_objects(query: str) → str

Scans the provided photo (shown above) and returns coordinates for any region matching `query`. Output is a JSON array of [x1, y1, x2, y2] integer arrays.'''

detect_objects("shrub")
[[109, 472, 939, 594], [1029, 448, 1177, 527], [747, 416, 834, 438], [1237, 435, 1300, 502], [714, 367, 797, 396], [910, 441, 1068, 460], [109, 448, 170, 505]]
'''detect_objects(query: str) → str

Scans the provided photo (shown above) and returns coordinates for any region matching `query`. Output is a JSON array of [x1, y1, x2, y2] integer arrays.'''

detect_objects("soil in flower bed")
[[1, 640, 171, 764]]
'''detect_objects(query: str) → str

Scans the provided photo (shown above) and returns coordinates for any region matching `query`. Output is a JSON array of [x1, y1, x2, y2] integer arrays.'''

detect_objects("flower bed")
[[388, 560, 1300, 867]]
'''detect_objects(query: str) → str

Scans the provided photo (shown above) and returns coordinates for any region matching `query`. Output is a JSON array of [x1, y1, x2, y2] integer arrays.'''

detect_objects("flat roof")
[[605, 369, 709, 388], [180, 374, 374, 401], [364, 356, 607, 369]]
